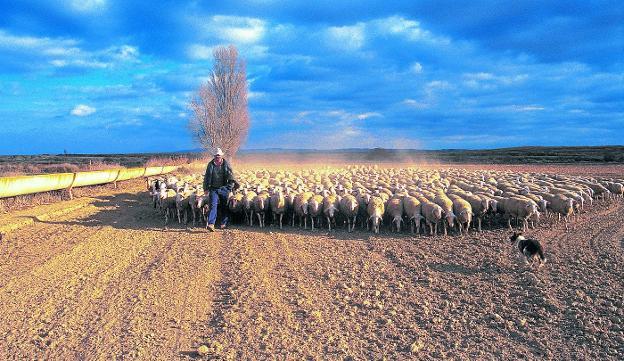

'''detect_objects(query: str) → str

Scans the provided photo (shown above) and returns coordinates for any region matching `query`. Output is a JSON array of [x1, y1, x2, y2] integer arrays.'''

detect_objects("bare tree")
[[189, 45, 249, 158]]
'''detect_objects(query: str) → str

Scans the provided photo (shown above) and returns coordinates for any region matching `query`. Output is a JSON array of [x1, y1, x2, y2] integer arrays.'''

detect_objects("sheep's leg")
[[279, 214, 283, 229], [443, 221, 447, 236], [256, 213, 262, 228], [327, 216, 331, 231]]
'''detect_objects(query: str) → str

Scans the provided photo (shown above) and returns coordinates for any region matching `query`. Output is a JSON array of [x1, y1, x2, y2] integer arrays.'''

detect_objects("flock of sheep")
[[148, 166, 624, 235]]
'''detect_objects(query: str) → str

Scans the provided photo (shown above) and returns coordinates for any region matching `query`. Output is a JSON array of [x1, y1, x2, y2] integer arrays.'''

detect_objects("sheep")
[[403, 196, 423, 234], [544, 194, 575, 230], [322, 194, 340, 231], [149, 166, 608, 234], [194, 193, 210, 225], [284, 189, 297, 226], [149, 178, 164, 209], [227, 192, 244, 223], [242, 190, 257, 226], [356, 191, 371, 229], [460, 193, 488, 232], [294, 191, 314, 229], [339, 194, 359, 232], [385, 195, 404, 232], [421, 200, 443, 236], [160, 189, 178, 226], [253, 191, 270, 228], [186, 190, 203, 226], [308, 194, 324, 230], [269, 187, 287, 229], [606, 182, 624, 199], [367, 196, 385, 234], [504, 197, 539, 232], [433, 192, 456, 236], [175, 185, 194, 224], [448, 194, 472, 235]]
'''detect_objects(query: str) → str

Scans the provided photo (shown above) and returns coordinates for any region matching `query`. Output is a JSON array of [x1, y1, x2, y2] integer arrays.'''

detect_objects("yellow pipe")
[[0, 166, 178, 199]]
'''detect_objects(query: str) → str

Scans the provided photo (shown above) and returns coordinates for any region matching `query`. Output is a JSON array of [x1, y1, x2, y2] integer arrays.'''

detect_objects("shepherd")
[[203, 148, 238, 231]]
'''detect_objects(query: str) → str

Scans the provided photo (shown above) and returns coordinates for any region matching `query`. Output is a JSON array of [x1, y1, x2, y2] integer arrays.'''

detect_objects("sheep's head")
[[445, 212, 456, 228], [370, 215, 381, 229], [526, 202, 538, 215], [228, 197, 239, 210], [327, 205, 337, 218], [490, 199, 498, 213], [433, 206, 443, 220], [566, 199, 575, 213]]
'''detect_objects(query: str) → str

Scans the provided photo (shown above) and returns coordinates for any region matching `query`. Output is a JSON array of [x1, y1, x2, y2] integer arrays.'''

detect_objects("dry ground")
[[0, 165, 623, 360]]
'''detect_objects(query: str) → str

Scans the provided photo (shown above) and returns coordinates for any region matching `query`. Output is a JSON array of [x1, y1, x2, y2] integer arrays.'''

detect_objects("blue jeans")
[[207, 186, 230, 226]]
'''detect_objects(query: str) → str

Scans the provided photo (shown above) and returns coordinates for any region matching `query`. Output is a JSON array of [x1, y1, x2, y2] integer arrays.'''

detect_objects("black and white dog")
[[509, 232, 546, 266]]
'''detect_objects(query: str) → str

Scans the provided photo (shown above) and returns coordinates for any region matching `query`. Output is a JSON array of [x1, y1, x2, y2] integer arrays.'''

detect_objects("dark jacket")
[[203, 158, 235, 190]]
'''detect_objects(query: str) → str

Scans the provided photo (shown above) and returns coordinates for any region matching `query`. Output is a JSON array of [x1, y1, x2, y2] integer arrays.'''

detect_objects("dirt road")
[[0, 182, 623, 360]]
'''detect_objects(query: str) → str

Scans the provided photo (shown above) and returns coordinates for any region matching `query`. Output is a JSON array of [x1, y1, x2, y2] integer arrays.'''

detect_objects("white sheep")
[[385, 195, 404, 232], [339, 194, 359, 232], [367, 196, 385, 234], [270, 187, 287, 229], [403, 196, 423, 234]]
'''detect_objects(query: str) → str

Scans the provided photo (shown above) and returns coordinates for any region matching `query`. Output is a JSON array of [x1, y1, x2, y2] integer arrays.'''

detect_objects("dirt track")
[[1, 180, 623, 360]]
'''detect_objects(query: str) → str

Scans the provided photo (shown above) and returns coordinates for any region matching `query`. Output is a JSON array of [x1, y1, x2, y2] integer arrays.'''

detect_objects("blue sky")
[[0, 0, 622, 154]]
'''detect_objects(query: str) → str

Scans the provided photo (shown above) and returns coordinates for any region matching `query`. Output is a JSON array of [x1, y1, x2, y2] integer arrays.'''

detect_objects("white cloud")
[[462, 72, 528, 89], [50, 59, 108, 68], [70, 104, 96, 116], [0, 30, 140, 70], [375, 16, 449, 44], [356, 112, 382, 120], [0, 30, 78, 52], [187, 44, 214, 60], [248, 91, 266, 100], [492, 104, 545, 112], [207, 16, 266, 44], [410, 62, 423, 74], [402, 99, 429, 109], [109, 45, 139, 61], [70, 0, 107, 12], [326, 24, 365, 50]]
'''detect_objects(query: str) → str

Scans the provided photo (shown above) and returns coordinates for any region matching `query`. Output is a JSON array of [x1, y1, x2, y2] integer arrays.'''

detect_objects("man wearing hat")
[[203, 147, 238, 231]]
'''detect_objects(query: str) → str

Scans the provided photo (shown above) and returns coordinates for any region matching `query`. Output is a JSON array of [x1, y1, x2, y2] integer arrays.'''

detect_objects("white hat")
[[214, 147, 224, 156]]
